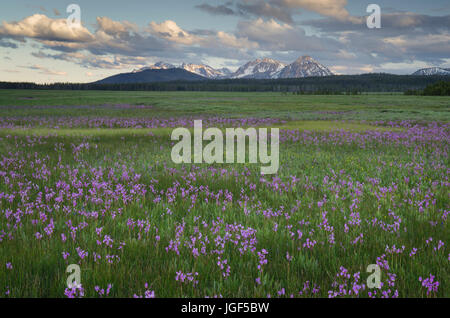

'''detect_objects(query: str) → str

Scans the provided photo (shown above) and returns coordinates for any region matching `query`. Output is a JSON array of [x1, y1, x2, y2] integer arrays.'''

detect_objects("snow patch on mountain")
[[133, 62, 175, 73], [230, 58, 286, 79], [180, 63, 231, 79], [412, 67, 450, 76], [277, 56, 333, 78]]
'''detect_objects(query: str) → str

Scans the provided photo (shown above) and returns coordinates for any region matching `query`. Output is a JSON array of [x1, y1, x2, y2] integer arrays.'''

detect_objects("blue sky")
[[1, 0, 449, 83]]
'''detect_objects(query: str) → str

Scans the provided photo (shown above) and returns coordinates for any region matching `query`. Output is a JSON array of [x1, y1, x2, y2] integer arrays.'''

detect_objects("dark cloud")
[[302, 12, 450, 66], [0, 39, 18, 48], [306, 13, 450, 33], [195, 3, 236, 16], [196, 0, 360, 24], [196, 1, 294, 24], [236, 1, 293, 24]]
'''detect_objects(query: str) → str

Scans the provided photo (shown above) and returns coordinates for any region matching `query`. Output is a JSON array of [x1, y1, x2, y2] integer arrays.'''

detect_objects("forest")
[[1, 73, 449, 94]]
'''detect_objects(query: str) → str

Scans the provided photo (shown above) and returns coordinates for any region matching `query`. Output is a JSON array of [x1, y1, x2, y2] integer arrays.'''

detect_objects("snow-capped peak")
[[133, 61, 231, 78], [277, 56, 333, 78], [180, 63, 231, 79], [412, 67, 450, 76], [133, 61, 175, 73], [131, 56, 334, 79], [230, 58, 286, 79]]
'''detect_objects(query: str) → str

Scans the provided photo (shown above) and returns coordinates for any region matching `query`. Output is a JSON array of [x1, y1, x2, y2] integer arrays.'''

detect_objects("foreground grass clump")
[[0, 112, 448, 298]]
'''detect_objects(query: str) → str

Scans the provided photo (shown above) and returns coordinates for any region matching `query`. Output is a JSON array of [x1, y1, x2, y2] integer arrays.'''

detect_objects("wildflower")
[[419, 274, 439, 296]]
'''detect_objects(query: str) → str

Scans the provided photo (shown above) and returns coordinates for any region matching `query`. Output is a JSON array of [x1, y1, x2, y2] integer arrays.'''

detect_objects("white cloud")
[[216, 31, 259, 49], [272, 0, 359, 22], [0, 14, 94, 42], [96, 17, 137, 35], [329, 64, 374, 75], [148, 20, 199, 45], [147, 20, 259, 51], [237, 18, 336, 52]]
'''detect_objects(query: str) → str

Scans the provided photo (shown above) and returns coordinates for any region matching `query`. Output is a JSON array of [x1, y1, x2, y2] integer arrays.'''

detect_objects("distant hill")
[[95, 68, 206, 84]]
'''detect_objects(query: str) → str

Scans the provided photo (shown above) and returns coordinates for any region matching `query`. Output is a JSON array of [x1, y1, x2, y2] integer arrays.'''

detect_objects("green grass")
[[0, 90, 448, 298], [0, 89, 449, 121], [0, 121, 402, 138]]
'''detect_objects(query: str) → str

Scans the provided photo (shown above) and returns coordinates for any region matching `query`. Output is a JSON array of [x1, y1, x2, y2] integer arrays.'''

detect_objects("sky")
[[0, 0, 449, 83]]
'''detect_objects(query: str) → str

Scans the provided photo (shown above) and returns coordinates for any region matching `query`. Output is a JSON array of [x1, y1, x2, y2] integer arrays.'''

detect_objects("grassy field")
[[0, 89, 449, 121], [0, 90, 448, 298]]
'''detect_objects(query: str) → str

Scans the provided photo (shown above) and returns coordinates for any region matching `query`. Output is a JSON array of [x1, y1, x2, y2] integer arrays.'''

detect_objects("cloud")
[[31, 51, 150, 70], [20, 64, 67, 76], [195, 4, 235, 16], [382, 33, 450, 57], [236, 1, 294, 23], [0, 14, 94, 42], [329, 64, 374, 75], [2, 9, 449, 76], [0, 39, 18, 48], [96, 17, 138, 35], [148, 20, 258, 51], [2, 69, 20, 73], [195, 1, 293, 23], [302, 12, 450, 68], [379, 60, 431, 71], [306, 12, 450, 33], [0, 13, 340, 71], [216, 31, 259, 49], [148, 20, 199, 45], [236, 18, 339, 52], [271, 0, 359, 22], [196, 0, 359, 23], [0, 14, 169, 57]]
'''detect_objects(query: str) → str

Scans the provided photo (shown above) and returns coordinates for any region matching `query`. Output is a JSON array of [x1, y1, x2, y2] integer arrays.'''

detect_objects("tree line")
[[404, 81, 450, 96], [0, 74, 448, 93]]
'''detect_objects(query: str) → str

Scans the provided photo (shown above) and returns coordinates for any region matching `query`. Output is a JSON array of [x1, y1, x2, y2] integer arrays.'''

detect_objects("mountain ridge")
[[95, 68, 206, 84], [102, 56, 335, 83], [97, 57, 450, 84]]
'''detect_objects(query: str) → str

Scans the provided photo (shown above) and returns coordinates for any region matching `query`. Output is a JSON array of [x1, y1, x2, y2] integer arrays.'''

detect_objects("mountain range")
[[96, 56, 334, 83], [95, 56, 450, 84]]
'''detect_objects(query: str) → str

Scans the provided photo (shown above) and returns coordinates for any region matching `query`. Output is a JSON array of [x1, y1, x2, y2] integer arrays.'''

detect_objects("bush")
[[422, 81, 450, 96]]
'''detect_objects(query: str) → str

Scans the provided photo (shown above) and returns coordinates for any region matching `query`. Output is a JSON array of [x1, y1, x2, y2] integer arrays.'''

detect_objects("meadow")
[[0, 90, 448, 298]]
